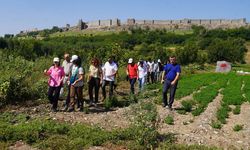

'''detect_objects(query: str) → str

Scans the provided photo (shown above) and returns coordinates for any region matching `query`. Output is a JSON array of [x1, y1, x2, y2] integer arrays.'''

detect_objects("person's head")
[[64, 53, 70, 62], [128, 58, 133, 64], [53, 57, 60, 66], [157, 59, 161, 63], [108, 56, 114, 64], [91, 58, 99, 67], [169, 56, 177, 64], [139, 61, 143, 67], [71, 55, 79, 65]]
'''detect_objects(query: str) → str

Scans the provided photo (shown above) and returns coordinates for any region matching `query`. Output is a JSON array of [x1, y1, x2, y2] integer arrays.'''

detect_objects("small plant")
[[176, 109, 186, 115], [233, 124, 243, 132], [211, 120, 222, 129], [181, 100, 193, 112], [164, 115, 174, 125], [183, 121, 188, 125], [103, 96, 119, 110], [233, 105, 240, 115]]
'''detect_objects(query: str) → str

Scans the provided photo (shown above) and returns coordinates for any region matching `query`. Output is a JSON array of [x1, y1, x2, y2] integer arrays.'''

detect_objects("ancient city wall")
[[74, 18, 247, 30]]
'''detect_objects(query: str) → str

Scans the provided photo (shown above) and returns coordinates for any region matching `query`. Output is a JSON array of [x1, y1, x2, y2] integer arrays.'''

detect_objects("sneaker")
[[67, 108, 74, 112], [62, 106, 68, 112], [77, 107, 83, 112], [167, 106, 173, 111], [162, 103, 168, 108], [51, 108, 57, 112]]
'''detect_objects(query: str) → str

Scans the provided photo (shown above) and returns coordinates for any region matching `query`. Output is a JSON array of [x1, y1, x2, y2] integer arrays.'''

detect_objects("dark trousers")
[[89, 77, 100, 103], [48, 86, 61, 109], [102, 80, 114, 99], [162, 80, 178, 108], [129, 78, 137, 94]]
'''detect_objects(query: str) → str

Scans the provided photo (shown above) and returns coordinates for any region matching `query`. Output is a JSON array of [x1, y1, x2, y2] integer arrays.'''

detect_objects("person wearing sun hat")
[[67, 55, 85, 112], [126, 58, 138, 94], [44, 57, 65, 112]]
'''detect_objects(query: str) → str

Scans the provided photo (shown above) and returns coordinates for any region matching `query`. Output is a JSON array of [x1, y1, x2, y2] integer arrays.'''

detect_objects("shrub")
[[165, 115, 174, 125], [181, 100, 193, 112], [233, 124, 243, 132], [233, 105, 241, 115], [211, 120, 222, 129]]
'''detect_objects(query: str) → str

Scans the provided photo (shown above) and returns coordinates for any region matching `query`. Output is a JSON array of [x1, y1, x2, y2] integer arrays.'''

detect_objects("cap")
[[70, 55, 78, 62], [53, 57, 60, 62], [128, 58, 133, 63], [157, 59, 161, 63]]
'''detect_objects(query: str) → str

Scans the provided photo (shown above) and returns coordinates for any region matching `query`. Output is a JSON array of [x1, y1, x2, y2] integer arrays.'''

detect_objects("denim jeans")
[[162, 79, 178, 108], [102, 80, 114, 99], [129, 78, 137, 94], [48, 86, 61, 109], [138, 77, 145, 92]]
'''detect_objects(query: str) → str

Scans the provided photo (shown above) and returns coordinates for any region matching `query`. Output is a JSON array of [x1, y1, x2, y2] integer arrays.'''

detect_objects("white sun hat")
[[70, 55, 78, 62], [53, 57, 60, 62], [128, 58, 133, 63]]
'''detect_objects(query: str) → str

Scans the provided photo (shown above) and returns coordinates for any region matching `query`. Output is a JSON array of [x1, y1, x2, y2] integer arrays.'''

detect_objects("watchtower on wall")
[[77, 19, 87, 30]]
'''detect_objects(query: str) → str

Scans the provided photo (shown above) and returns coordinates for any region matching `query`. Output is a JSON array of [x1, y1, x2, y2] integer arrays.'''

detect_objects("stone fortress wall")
[[71, 18, 247, 31]]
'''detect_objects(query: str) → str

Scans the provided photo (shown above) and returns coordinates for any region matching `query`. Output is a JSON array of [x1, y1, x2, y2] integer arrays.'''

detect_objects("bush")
[[233, 124, 243, 132], [165, 115, 174, 125], [233, 105, 241, 115], [181, 100, 193, 112], [211, 120, 222, 129]]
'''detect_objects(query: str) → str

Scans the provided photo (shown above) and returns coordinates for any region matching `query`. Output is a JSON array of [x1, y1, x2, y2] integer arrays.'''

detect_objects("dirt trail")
[[158, 89, 250, 149]]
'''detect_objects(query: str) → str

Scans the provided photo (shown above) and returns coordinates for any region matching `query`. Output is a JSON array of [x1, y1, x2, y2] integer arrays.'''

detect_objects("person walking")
[[60, 53, 73, 111], [138, 61, 146, 92], [44, 57, 65, 112], [126, 58, 138, 94], [161, 56, 181, 110], [68, 55, 85, 112], [147, 58, 154, 84], [102, 56, 118, 100], [88, 58, 103, 106]]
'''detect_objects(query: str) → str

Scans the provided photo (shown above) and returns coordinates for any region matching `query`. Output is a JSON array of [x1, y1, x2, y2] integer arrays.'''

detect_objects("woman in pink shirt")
[[44, 57, 65, 112]]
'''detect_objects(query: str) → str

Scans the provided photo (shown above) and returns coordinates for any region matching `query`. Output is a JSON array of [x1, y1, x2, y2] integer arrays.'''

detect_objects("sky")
[[0, 0, 249, 36]]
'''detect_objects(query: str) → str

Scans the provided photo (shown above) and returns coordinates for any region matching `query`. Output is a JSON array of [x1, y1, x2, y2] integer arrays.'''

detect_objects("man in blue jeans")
[[161, 56, 181, 110]]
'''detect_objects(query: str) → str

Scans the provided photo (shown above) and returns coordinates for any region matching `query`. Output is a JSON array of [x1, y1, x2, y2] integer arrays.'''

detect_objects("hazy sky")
[[0, 0, 249, 36]]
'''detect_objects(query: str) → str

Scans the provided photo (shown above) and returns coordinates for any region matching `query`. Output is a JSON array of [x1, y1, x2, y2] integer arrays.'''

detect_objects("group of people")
[[44, 54, 118, 112], [126, 56, 181, 110], [44, 53, 181, 112]]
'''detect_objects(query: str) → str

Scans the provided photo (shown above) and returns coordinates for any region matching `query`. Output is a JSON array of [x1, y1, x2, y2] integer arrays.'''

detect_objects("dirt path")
[[158, 88, 250, 149]]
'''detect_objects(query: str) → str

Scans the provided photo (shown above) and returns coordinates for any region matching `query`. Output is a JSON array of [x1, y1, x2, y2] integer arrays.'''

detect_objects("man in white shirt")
[[102, 56, 118, 100], [147, 59, 154, 84], [60, 53, 73, 108]]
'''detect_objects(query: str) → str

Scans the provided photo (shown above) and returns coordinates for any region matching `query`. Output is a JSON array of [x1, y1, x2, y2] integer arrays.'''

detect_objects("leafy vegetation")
[[233, 124, 243, 132], [164, 115, 174, 125]]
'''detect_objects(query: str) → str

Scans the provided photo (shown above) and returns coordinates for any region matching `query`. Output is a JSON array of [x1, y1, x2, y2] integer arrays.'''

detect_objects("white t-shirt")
[[153, 62, 159, 72], [62, 60, 73, 76], [103, 61, 118, 81], [71, 65, 84, 87], [138, 66, 146, 78], [147, 61, 154, 73]]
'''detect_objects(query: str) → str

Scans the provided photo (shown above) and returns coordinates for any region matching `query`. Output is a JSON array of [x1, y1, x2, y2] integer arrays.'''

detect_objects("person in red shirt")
[[126, 58, 138, 94]]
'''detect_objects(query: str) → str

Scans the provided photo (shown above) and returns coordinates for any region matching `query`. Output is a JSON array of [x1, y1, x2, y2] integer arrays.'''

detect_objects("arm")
[[161, 71, 166, 84], [171, 73, 180, 85]]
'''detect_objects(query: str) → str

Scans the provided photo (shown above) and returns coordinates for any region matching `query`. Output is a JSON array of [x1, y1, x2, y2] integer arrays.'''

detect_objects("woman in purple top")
[[44, 57, 65, 112]]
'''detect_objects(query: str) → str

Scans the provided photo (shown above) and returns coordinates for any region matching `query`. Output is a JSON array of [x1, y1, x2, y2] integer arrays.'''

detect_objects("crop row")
[[216, 74, 244, 124], [176, 73, 224, 99], [191, 74, 228, 116]]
